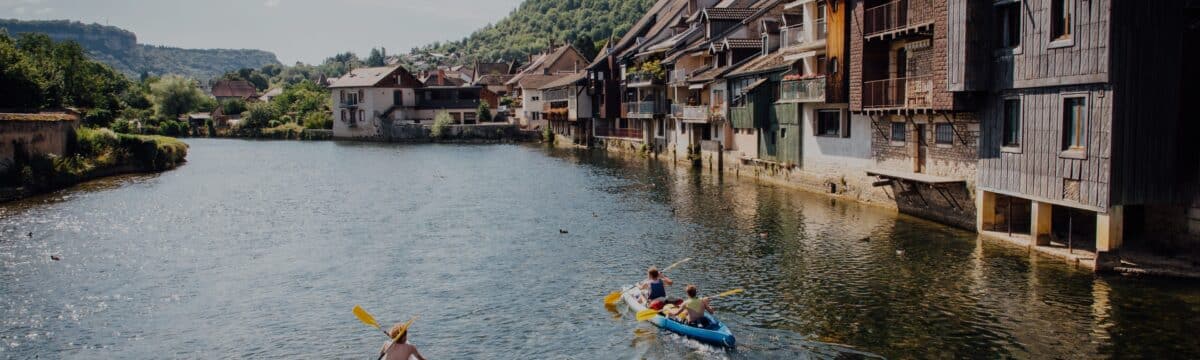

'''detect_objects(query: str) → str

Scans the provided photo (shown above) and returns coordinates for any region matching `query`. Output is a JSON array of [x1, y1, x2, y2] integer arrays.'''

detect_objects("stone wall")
[[0, 116, 78, 174], [376, 123, 526, 142]]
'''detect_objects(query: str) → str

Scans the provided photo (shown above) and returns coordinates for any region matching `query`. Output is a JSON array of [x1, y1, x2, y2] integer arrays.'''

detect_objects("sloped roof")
[[474, 74, 515, 86], [540, 72, 587, 90], [423, 75, 466, 87], [725, 38, 762, 49], [328, 66, 403, 88], [211, 80, 258, 98], [704, 7, 759, 21], [726, 50, 795, 77], [508, 45, 585, 86], [515, 74, 567, 90], [474, 62, 513, 78]]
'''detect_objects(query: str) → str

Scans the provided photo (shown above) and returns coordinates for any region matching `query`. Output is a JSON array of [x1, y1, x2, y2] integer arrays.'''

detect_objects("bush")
[[302, 112, 332, 129], [430, 111, 453, 139], [477, 102, 493, 122], [221, 99, 248, 115], [206, 119, 216, 137], [261, 123, 306, 140], [542, 127, 555, 144], [75, 127, 120, 157], [84, 108, 116, 128], [111, 119, 133, 134]]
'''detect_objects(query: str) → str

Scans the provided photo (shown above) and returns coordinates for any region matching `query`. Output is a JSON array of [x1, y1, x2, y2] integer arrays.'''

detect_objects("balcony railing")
[[864, 0, 923, 38], [594, 127, 644, 139], [671, 104, 711, 122], [624, 101, 668, 117], [862, 75, 933, 109], [668, 69, 689, 85], [625, 72, 663, 87], [781, 21, 827, 48], [780, 77, 826, 103]]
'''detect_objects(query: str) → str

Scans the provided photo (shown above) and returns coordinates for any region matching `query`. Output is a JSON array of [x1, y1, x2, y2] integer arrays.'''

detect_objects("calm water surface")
[[2, 139, 1200, 359]]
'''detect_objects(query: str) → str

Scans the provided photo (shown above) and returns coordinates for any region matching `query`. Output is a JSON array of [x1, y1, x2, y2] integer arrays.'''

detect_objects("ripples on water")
[[2, 139, 1200, 359]]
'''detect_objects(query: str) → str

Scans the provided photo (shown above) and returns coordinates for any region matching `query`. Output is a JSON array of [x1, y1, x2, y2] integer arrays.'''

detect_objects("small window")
[[341, 109, 348, 121], [358, 110, 365, 121], [997, 2, 1021, 49], [1051, 0, 1072, 41], [891, 122, 907, 142], [816, 110, 842, 137], [1062, 97, 1087, 151], [935, 123, 954, 145], [780, 128, 788, 139], [1002, 99, 1021, 147]]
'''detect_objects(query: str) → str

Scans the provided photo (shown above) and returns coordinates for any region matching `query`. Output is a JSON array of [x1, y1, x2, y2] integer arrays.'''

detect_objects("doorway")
[[914, 123, 927, 173]]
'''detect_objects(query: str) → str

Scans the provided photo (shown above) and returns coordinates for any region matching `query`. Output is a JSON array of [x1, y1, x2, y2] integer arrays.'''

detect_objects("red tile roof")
[[211, 80, 258, 98]]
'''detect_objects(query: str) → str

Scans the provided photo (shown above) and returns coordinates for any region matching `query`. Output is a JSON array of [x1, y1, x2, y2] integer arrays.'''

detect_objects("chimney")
[[437, 70, 446, 85]]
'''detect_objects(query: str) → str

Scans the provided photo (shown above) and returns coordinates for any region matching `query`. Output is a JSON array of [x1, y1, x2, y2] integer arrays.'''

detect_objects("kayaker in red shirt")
[[670, 285, 715, 328], [640, 266, 675, 310], [381, 322, 427, 360]]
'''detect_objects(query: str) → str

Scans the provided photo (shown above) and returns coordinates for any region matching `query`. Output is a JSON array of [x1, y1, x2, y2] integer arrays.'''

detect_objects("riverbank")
[[561, 139, 1200, 280], [0, 128, 188, 203]]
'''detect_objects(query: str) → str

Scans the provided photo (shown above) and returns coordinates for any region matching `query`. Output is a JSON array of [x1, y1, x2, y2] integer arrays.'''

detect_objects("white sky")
[[0, 0, 525, 64]]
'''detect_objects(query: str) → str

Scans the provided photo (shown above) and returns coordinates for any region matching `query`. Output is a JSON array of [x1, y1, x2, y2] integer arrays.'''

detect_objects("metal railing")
[[625, 72, 662, 85], [781, 20, 827, 48], [780, 77, 826, 103], [864, 0, 913, 38], [862, 75, 933, 109], [594, 127, 644, 139], [624, 101, 667, 116], [671, 104, 711, 121], [668, 69, 689, 84]]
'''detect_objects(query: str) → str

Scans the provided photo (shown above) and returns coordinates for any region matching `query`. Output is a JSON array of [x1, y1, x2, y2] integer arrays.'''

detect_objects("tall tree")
[[149, 76, 206, 119]]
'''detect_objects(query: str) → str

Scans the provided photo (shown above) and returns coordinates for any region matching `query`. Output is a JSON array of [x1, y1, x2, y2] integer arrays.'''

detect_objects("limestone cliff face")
[[0, 19, 279, 80]]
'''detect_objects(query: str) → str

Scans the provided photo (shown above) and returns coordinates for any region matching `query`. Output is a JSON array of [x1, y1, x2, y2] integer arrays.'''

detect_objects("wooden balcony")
[[862, 75, 933, 111], [863, 0, 935, 40], [780, 77, 827, 103], [668, 69, 689, 85]]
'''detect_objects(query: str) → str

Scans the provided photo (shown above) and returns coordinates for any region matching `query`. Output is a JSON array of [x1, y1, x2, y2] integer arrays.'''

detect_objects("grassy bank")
[[2, 128, 188, 195]]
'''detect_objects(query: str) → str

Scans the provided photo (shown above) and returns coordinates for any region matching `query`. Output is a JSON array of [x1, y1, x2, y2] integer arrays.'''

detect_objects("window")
[[816, 110, 842, 137], [358, 110, 365, 122], [1002, 98, 1021, 147], [997, 2, 1021, 49], [816, 55, 827, 76], [656, 119, 665, 137], [891, 122, 907, 142], [780, 128, 787, 139], [935, 123, 954, 145], [1051, 0, 1072, 41], [1062, 97, 1087, 151], [345, 91, 360, 105], [341, 109, 348, 121]]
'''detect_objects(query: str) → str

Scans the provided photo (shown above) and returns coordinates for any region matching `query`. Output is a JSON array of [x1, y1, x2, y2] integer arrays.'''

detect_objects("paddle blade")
[[711, 288, 745, 299], [353, 305, 381, 330], [662, 258, 692, 273], [635, 309, 662, 322], [604, 291, 623, 306]]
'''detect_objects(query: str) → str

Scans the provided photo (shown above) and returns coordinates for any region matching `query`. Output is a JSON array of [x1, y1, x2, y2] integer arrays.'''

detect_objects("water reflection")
[[0, 140, 1197, 359]]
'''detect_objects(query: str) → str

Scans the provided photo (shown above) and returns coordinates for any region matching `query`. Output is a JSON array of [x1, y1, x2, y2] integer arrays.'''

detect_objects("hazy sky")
[[0, 0, 524, 64]]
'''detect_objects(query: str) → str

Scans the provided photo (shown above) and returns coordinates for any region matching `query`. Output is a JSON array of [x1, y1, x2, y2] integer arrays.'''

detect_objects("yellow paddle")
[[353, 305, 417, 360], [603, 258, 693, 306], [634, 288, 745, 322]]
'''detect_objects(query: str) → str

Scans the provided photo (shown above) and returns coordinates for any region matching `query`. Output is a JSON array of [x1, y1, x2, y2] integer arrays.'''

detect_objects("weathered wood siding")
[[761, 103, 802, 164], [992, 0, 1111, 90], [1108, 0, 1186, 206], [826, 0, 850, 104], [978, 86, 1113, 211], [946, 0, 991, 92]]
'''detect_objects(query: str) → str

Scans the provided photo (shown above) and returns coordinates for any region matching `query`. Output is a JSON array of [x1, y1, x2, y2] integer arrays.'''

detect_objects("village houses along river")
[[2, 139, 1200, 359]]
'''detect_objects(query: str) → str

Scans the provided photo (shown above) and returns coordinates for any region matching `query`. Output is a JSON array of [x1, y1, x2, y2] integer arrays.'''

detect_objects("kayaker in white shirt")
[[381, 322, 427, 360]]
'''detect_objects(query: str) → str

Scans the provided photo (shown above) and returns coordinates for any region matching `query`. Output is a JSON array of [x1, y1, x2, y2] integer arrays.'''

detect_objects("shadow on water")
[[1, 140, 1199, 359]]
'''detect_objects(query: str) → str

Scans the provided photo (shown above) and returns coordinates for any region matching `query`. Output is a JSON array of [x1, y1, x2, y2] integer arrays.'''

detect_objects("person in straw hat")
[[380, 321, 426, 360]]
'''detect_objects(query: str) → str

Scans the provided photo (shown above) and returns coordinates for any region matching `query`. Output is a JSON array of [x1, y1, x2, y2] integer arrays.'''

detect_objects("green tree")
[[366, 47, 387, 67], [243, 102, 279, 129], [477, 102, 493, 122], [149, 76, 206, 119], [430, 111, 454, 139]]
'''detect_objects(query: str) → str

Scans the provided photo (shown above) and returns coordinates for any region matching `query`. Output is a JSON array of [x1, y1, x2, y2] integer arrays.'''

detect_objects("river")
[[1, 139, 1199, 359]]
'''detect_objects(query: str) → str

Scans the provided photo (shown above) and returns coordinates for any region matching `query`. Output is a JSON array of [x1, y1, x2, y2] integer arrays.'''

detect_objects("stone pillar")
[[976, 190, 996, 232], [1032, 201, 1053, 246], [1095, 206, 1124, 271]]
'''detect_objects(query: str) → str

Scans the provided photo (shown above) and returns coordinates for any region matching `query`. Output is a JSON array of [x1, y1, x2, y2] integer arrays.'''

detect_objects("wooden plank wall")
[[1108, 0, 1186, 205], [827, 0, 850, 104], [993, 0, 1111, 90], [978, 85, 1113, 211], [946, 0, 992, 92]]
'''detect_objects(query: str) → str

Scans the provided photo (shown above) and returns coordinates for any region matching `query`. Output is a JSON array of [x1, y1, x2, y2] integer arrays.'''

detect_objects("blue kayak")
[[650, 312, 736, 348], [621, 286, 737, 348]]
